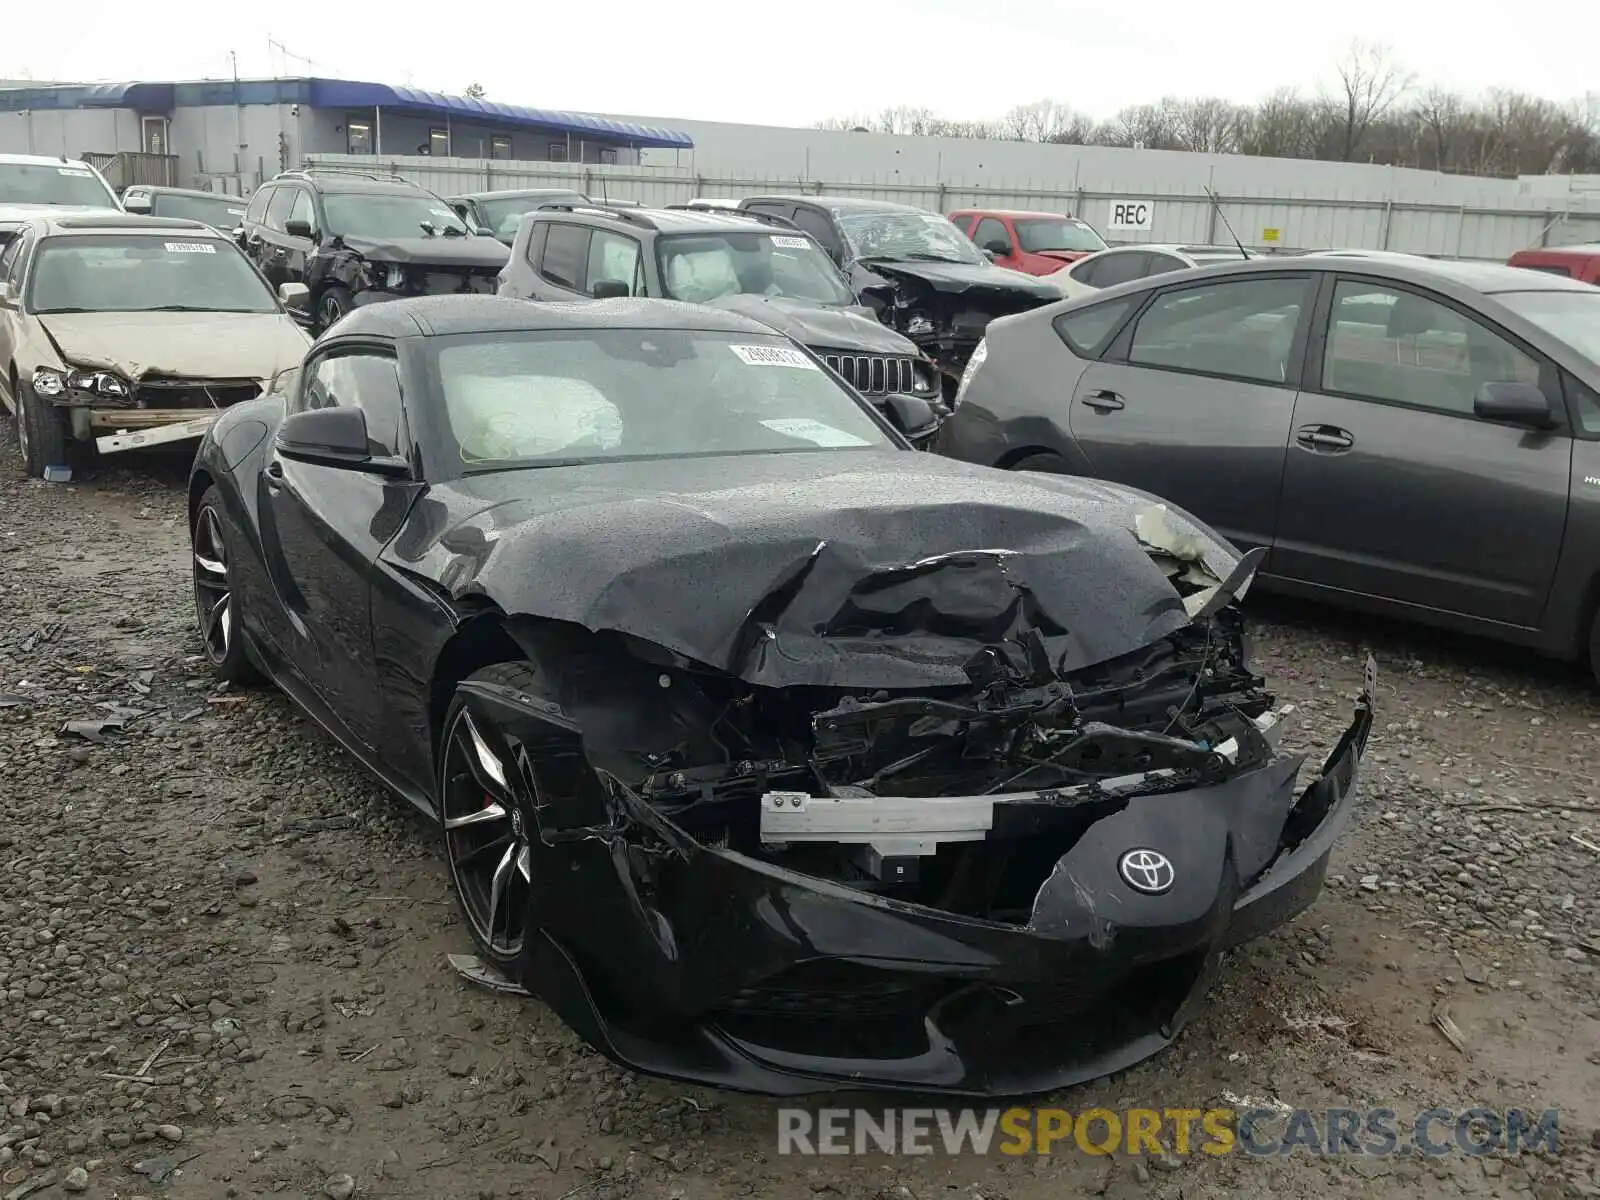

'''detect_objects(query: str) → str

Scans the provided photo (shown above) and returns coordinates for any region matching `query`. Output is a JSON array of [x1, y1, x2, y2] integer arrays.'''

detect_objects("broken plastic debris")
[[42, 465, 72, 483], [447, 952, 531, 996], [59, 718, 125, 743]]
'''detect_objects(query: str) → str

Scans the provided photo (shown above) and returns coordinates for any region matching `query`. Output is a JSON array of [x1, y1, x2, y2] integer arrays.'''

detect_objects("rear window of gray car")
[[1054, 296, 1140, 358]]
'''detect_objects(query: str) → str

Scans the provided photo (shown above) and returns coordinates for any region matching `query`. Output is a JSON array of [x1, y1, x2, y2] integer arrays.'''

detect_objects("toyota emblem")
[[1118, 848, 1175, 895]]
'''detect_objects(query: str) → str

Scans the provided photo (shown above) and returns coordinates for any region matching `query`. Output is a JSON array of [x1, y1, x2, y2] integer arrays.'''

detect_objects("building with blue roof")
[[0, 77, 694, 193]]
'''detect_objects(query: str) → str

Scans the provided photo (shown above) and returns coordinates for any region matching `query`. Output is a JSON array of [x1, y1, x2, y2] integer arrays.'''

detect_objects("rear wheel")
[[438, 662, 542, 971], [15, 379, 70, 479]]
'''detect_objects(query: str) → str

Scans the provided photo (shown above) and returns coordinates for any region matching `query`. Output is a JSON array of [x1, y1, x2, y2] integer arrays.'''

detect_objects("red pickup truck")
[[1506, 244, 1600, 284], [948, 208, 1108, 277]]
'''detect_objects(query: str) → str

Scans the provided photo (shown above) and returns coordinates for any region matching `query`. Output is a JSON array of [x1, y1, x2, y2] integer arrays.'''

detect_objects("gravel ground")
[[1, 433, 1598, 1200]]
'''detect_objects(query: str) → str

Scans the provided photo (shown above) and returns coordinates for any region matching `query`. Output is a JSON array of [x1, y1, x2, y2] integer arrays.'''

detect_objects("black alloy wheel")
[[191, 485, 258, 682], [318, 285, 353, 333], [438, 662, 542, 969]]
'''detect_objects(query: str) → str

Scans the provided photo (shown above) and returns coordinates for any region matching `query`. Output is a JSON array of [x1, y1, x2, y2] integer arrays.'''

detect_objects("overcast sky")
[[3, 0, 1593, 127]]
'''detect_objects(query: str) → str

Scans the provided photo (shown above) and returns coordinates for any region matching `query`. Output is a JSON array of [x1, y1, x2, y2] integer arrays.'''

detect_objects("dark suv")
[[237, 169, 510, 331], [737, 195, 1062, 396], [498, 202, 947, 444]]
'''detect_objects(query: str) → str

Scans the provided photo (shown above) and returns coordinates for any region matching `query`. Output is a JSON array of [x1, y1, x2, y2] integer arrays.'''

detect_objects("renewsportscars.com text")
[[777, 1106, 1563, 1157]]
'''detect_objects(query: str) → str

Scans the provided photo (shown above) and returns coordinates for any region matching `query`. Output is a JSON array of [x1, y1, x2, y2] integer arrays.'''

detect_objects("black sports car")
[[186, 294, 1377, 1098]]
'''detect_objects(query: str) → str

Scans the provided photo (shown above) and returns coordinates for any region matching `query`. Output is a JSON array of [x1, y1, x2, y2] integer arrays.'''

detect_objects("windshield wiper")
[[141, 304, 260, 313]]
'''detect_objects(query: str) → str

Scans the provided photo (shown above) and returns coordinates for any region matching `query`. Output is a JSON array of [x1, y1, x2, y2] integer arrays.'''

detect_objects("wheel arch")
[[995, 445, 1071, 471], [427, 607, 529, 754], [187, 468, 216, 532]]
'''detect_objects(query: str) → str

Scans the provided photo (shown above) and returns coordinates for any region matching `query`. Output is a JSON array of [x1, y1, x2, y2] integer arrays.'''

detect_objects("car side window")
[[1320, 280, 1543, 416], [1142, 253, 1187, 278], [264, 187, 297, 233], [1128, 276, 1311, 385], [789, 208, 838, 253], [538, 223, 590, 291], [585, 230, 642, 296], [0, 235, 21, 286], [287, 190, 315, 233], [1093, 252, 1151, 288], [973, 218, 1010, 252], [1055, 296, 1141, 359], [1566, 374, 1600, 435], [1068, 256, 1101, 286], [3, 232, 32, 292], [951, 215, 975, 235], [244, 186, 273, 225], [297, 351, 404, 457]]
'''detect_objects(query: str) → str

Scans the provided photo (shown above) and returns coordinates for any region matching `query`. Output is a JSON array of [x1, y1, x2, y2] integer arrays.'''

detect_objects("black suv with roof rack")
[[237, 167, 510, 332], [497, 202, 947, 444], [737, 195, 1062, 396]]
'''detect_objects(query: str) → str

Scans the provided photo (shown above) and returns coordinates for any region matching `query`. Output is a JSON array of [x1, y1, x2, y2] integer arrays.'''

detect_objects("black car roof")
[[268, 170, 426, 196], [334, 294, 789, 338], [448, 187, 587, 203], [746, 194, 923, 216]]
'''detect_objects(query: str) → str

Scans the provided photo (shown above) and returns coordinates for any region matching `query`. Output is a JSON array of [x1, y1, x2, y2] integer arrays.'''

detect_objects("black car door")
[[258, 339, 415, 751], [254, 186, 298, 288], [1271, 275, 1570, 627], [281, 188, 318, 285]]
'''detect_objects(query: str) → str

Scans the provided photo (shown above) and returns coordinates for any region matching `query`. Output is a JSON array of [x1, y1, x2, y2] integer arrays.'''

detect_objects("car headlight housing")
[[910, 358, 940, 396], [33, 366, 131, 401], [952, 338, 987, 408]]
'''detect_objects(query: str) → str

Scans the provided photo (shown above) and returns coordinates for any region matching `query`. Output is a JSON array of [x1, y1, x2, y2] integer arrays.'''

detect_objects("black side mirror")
[[285, 218, 315, 240], [277, 407, 408, 474], [982, 239, 1012, 257], [1474, 381, 1555, 428], [879, 393, 941, 444], [590, 279, 630, 299]]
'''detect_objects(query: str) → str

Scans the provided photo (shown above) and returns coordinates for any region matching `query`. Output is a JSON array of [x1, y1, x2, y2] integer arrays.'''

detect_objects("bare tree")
[[1001, 100, 1074, 142], [1168, 97, 1243, 153], [1328, 39, 1413, 160]]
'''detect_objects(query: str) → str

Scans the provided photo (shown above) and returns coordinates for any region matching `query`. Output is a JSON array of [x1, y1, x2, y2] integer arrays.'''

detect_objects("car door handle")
[[264, 459, 284, 490], [1080, 390, 1125, 412], [1295, 424, 1354, 452]]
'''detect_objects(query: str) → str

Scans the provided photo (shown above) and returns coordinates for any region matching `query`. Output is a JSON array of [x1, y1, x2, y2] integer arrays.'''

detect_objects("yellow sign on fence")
[[1262, 227, 1281, 243]]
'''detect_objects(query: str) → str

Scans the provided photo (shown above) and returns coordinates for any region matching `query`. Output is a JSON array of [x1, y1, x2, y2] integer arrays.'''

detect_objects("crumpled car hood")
[[391, 451, 1229, 689], [701, 294, 921, 355], [862, 258, 1063, 302], [333, 234, 510, 268], [37, 311, 312, 379]]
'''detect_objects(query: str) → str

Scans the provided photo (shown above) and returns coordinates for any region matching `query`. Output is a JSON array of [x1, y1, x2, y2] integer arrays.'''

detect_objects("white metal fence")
[[304, 153, 1600, 262]]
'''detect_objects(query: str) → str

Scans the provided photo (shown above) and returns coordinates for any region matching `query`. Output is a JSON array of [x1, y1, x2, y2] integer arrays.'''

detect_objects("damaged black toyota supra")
[[187, 294, 1377, 1098]]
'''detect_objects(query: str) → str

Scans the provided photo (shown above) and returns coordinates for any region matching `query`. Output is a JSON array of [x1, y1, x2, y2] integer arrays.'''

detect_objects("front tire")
[[15, 380, 70, 479], [317, 285, 353, 334], [439, 662, 542, 972], [191, 485, 260, 683]]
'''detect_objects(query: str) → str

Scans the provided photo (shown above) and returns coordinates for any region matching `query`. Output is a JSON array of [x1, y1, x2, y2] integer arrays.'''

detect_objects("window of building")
[[140, 116, 169, 156], [548, 142, 569, 163], [599, 148, 618, 165], [429, 128, 450, 157], [490, 136, 512, 161], [346, 121, 373, 155]]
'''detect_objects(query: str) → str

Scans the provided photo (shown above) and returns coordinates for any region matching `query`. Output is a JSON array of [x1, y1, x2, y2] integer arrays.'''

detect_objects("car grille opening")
[[819, 351, 917, 395], [132, 376, 262, 411]]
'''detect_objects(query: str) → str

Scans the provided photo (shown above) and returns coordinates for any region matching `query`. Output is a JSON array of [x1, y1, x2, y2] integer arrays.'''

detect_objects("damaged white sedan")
[[0, 212, 310, 478]]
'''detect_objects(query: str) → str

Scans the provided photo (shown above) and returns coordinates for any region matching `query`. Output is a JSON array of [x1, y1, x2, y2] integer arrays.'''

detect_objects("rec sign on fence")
[[1107, 200, 1155, 230]]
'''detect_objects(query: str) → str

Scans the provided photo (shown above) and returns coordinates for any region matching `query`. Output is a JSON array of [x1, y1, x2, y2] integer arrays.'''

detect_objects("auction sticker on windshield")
[[58, 168, 94, 177], [760, 418, 872, 447], [770, 235, 810, 249], [164, 242, 217, 254], [730, 344, 818, 369]]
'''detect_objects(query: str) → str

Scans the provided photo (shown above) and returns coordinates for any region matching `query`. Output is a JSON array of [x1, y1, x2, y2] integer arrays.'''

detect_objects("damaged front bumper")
[[465, 657, 1377, 1098]]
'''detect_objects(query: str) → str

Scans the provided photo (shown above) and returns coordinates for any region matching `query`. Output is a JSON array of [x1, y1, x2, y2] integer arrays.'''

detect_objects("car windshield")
[[656, 231, 854, 305], [1015, 217, 1107, 254], [0, 162, 118, 208], [1497, 290, 1600, 362], [27, 234, 278, 314], [152, 192, 249, 230], [478, 193, 586, 239], [322, 192, 470, 239], [432, 328, 894, 471], [836, 209, 986, 265]]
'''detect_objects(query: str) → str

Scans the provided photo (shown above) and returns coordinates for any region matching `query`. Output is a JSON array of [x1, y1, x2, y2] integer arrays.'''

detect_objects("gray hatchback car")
[[935, 255, 1600, 679]]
